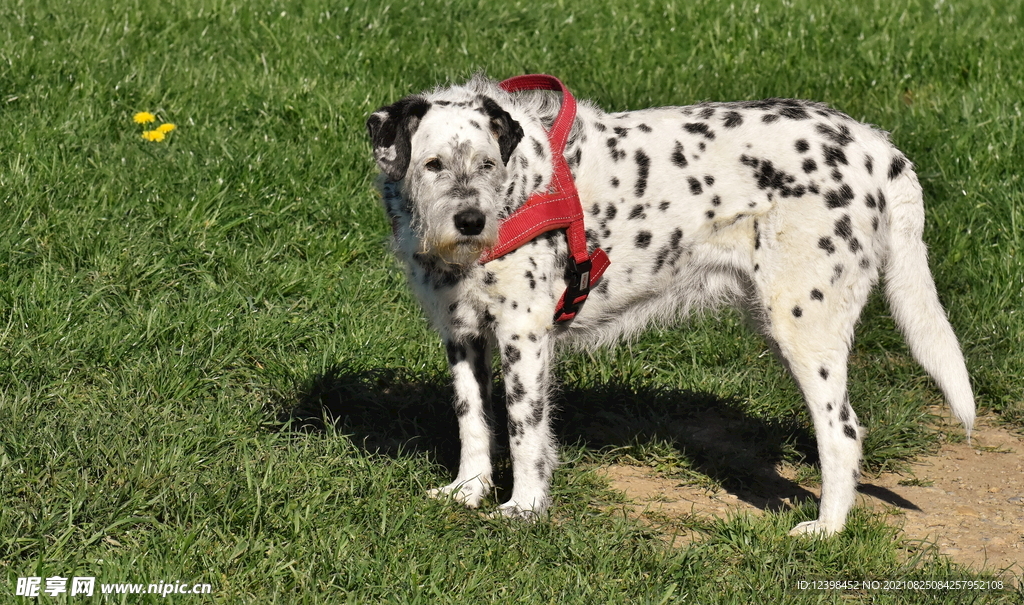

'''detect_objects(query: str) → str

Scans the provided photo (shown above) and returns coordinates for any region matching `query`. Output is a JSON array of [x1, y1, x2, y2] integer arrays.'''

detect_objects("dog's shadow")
[[276, 363, 908, 515]]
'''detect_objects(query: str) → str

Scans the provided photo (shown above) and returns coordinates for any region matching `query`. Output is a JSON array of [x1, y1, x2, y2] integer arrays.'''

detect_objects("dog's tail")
[[881, 161, 975, 437]]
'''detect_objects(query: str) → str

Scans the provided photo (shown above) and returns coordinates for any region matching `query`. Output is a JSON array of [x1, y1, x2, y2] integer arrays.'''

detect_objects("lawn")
[[1, 0, 1022, 602]]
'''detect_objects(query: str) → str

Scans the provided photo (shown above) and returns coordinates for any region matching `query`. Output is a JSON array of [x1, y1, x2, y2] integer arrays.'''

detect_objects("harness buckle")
[[559, 256, 593, 318]]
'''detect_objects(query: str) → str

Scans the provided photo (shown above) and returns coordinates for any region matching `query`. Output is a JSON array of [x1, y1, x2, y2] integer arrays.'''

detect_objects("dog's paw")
[[788, 519, 841, 537], [489, 499, 546, 521], [427, 477, 491, 509]]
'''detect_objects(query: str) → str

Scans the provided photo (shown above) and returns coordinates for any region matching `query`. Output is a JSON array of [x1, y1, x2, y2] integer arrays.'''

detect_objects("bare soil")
[[602, 413, 1024, 580]]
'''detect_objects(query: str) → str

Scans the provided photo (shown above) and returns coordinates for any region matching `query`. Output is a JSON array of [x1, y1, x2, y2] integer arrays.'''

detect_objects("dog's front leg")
[[495, 329, 557, 520], [428, 334, 494, 508]]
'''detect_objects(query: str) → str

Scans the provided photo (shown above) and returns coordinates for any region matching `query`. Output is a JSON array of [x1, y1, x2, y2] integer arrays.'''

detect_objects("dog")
[[365, 74, 974, 536]]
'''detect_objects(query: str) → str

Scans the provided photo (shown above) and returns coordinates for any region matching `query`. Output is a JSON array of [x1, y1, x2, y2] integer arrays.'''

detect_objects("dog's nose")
[[453, 208, 486, 236]]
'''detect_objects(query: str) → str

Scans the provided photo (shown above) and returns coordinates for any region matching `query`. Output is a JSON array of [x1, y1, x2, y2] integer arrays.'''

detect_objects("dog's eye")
[[481, 159, 496, 171], [425, 158, 443, 172]]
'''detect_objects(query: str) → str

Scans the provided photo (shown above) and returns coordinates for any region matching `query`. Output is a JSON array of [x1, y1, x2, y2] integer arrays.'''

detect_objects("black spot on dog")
[[634, 149, 650, 197], [825, 184, 854, 209], [780, 105, 811, 120], [815, 122, 854, 147], [802, 158, 818, 174], [704, 175, 715, 187], [638, 123, 652, 133], [834, 214, 853, 239], [683, 122, 715, 139], [610, 177, 620, 188], [795, 139, 810, 153], [792, 306, 803, 317], [503, 343, 521, 367], [722, 111, 743, 128], [744, 157, 803, 197], [628, 205, 646, 220], [688, 176, 703, 195], [445, 341, 466, 365], [606, 137, 626, 161], [811, 288, 824, 301], [843, 424, 857, 439], [508, 374, 525, 402], [659, 200, 671, 211], [531, 137, 545, 159], [864, 155, 874, 175], [671, 141, 688, 168], [699, 106, 716, 120], [819, 366, 829, 380], [888, 156, 906, 180], [818, 236, 836, 254], [605, 204, 618, 220], [762, 113, 780, 123], [635, 231, 652, 248], [823, 145, 848, 167]]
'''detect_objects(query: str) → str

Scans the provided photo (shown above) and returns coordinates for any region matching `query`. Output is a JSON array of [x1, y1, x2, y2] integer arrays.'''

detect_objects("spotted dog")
[[365, 75, 974, 536]]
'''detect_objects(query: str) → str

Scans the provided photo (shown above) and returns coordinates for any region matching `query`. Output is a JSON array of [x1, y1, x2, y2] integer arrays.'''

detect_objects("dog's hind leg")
[[755, 228, 875, 536]]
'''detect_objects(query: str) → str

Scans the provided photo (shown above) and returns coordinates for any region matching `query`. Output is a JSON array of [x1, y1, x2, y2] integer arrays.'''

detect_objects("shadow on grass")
[[275, 362, 911, 514]]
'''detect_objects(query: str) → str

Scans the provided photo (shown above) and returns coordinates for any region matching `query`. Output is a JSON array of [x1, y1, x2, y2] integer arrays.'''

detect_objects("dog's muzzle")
[[453, 208, 487, 236]]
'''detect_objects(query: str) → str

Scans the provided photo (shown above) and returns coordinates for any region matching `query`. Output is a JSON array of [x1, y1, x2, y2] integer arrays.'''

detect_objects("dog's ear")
[[366, 96, 431, 181], [480, 97, 524, 165]]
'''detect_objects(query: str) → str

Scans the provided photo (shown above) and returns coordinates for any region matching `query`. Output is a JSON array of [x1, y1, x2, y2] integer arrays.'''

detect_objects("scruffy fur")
[[365, 75, 974, 535]]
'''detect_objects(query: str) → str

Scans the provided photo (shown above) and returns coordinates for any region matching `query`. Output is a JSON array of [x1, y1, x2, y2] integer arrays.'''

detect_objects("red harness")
[[478, 75, 610, 322]]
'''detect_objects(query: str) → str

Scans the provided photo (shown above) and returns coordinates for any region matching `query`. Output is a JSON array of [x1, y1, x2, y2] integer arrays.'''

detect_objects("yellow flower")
[[156, 123, 176, 134], [141, 130, 166, 142], [134, 111, 156, 124]]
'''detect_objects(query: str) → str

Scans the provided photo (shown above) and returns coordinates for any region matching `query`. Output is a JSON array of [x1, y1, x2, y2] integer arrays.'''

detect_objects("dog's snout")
[[453, 208, 486, 236]]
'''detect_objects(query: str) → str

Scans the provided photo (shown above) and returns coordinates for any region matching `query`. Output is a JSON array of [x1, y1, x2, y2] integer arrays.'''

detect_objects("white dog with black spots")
[[365, 74, 974, 536]]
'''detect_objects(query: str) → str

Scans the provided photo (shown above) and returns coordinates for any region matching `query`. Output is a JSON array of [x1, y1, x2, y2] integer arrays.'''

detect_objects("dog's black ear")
[[480, 97, 524, 165], [366, 96, 431, 181]]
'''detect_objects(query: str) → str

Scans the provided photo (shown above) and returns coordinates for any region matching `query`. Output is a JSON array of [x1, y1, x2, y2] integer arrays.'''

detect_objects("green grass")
[[2, 0, 1023, 602]]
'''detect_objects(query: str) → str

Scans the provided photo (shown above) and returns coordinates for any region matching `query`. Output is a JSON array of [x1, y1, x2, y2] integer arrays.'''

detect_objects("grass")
[[1, 0, 1022, 602]]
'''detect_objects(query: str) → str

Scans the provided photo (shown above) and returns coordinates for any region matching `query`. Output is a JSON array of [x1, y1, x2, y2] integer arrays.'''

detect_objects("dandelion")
[[133, 111, 156, 124], [156, 123, 176, 134], [141, 130, 166, 142]]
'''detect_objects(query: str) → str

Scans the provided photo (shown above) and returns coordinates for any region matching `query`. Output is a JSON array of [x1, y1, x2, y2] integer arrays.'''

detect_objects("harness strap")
[[478, 75, 610, 322]]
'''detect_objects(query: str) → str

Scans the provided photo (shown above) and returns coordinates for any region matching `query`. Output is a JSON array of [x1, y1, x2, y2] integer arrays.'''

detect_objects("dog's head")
[[367, 93, 523, 266]]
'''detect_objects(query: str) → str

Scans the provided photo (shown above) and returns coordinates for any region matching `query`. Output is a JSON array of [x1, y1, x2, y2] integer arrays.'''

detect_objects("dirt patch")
[[602, 414, 1024, 579]]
